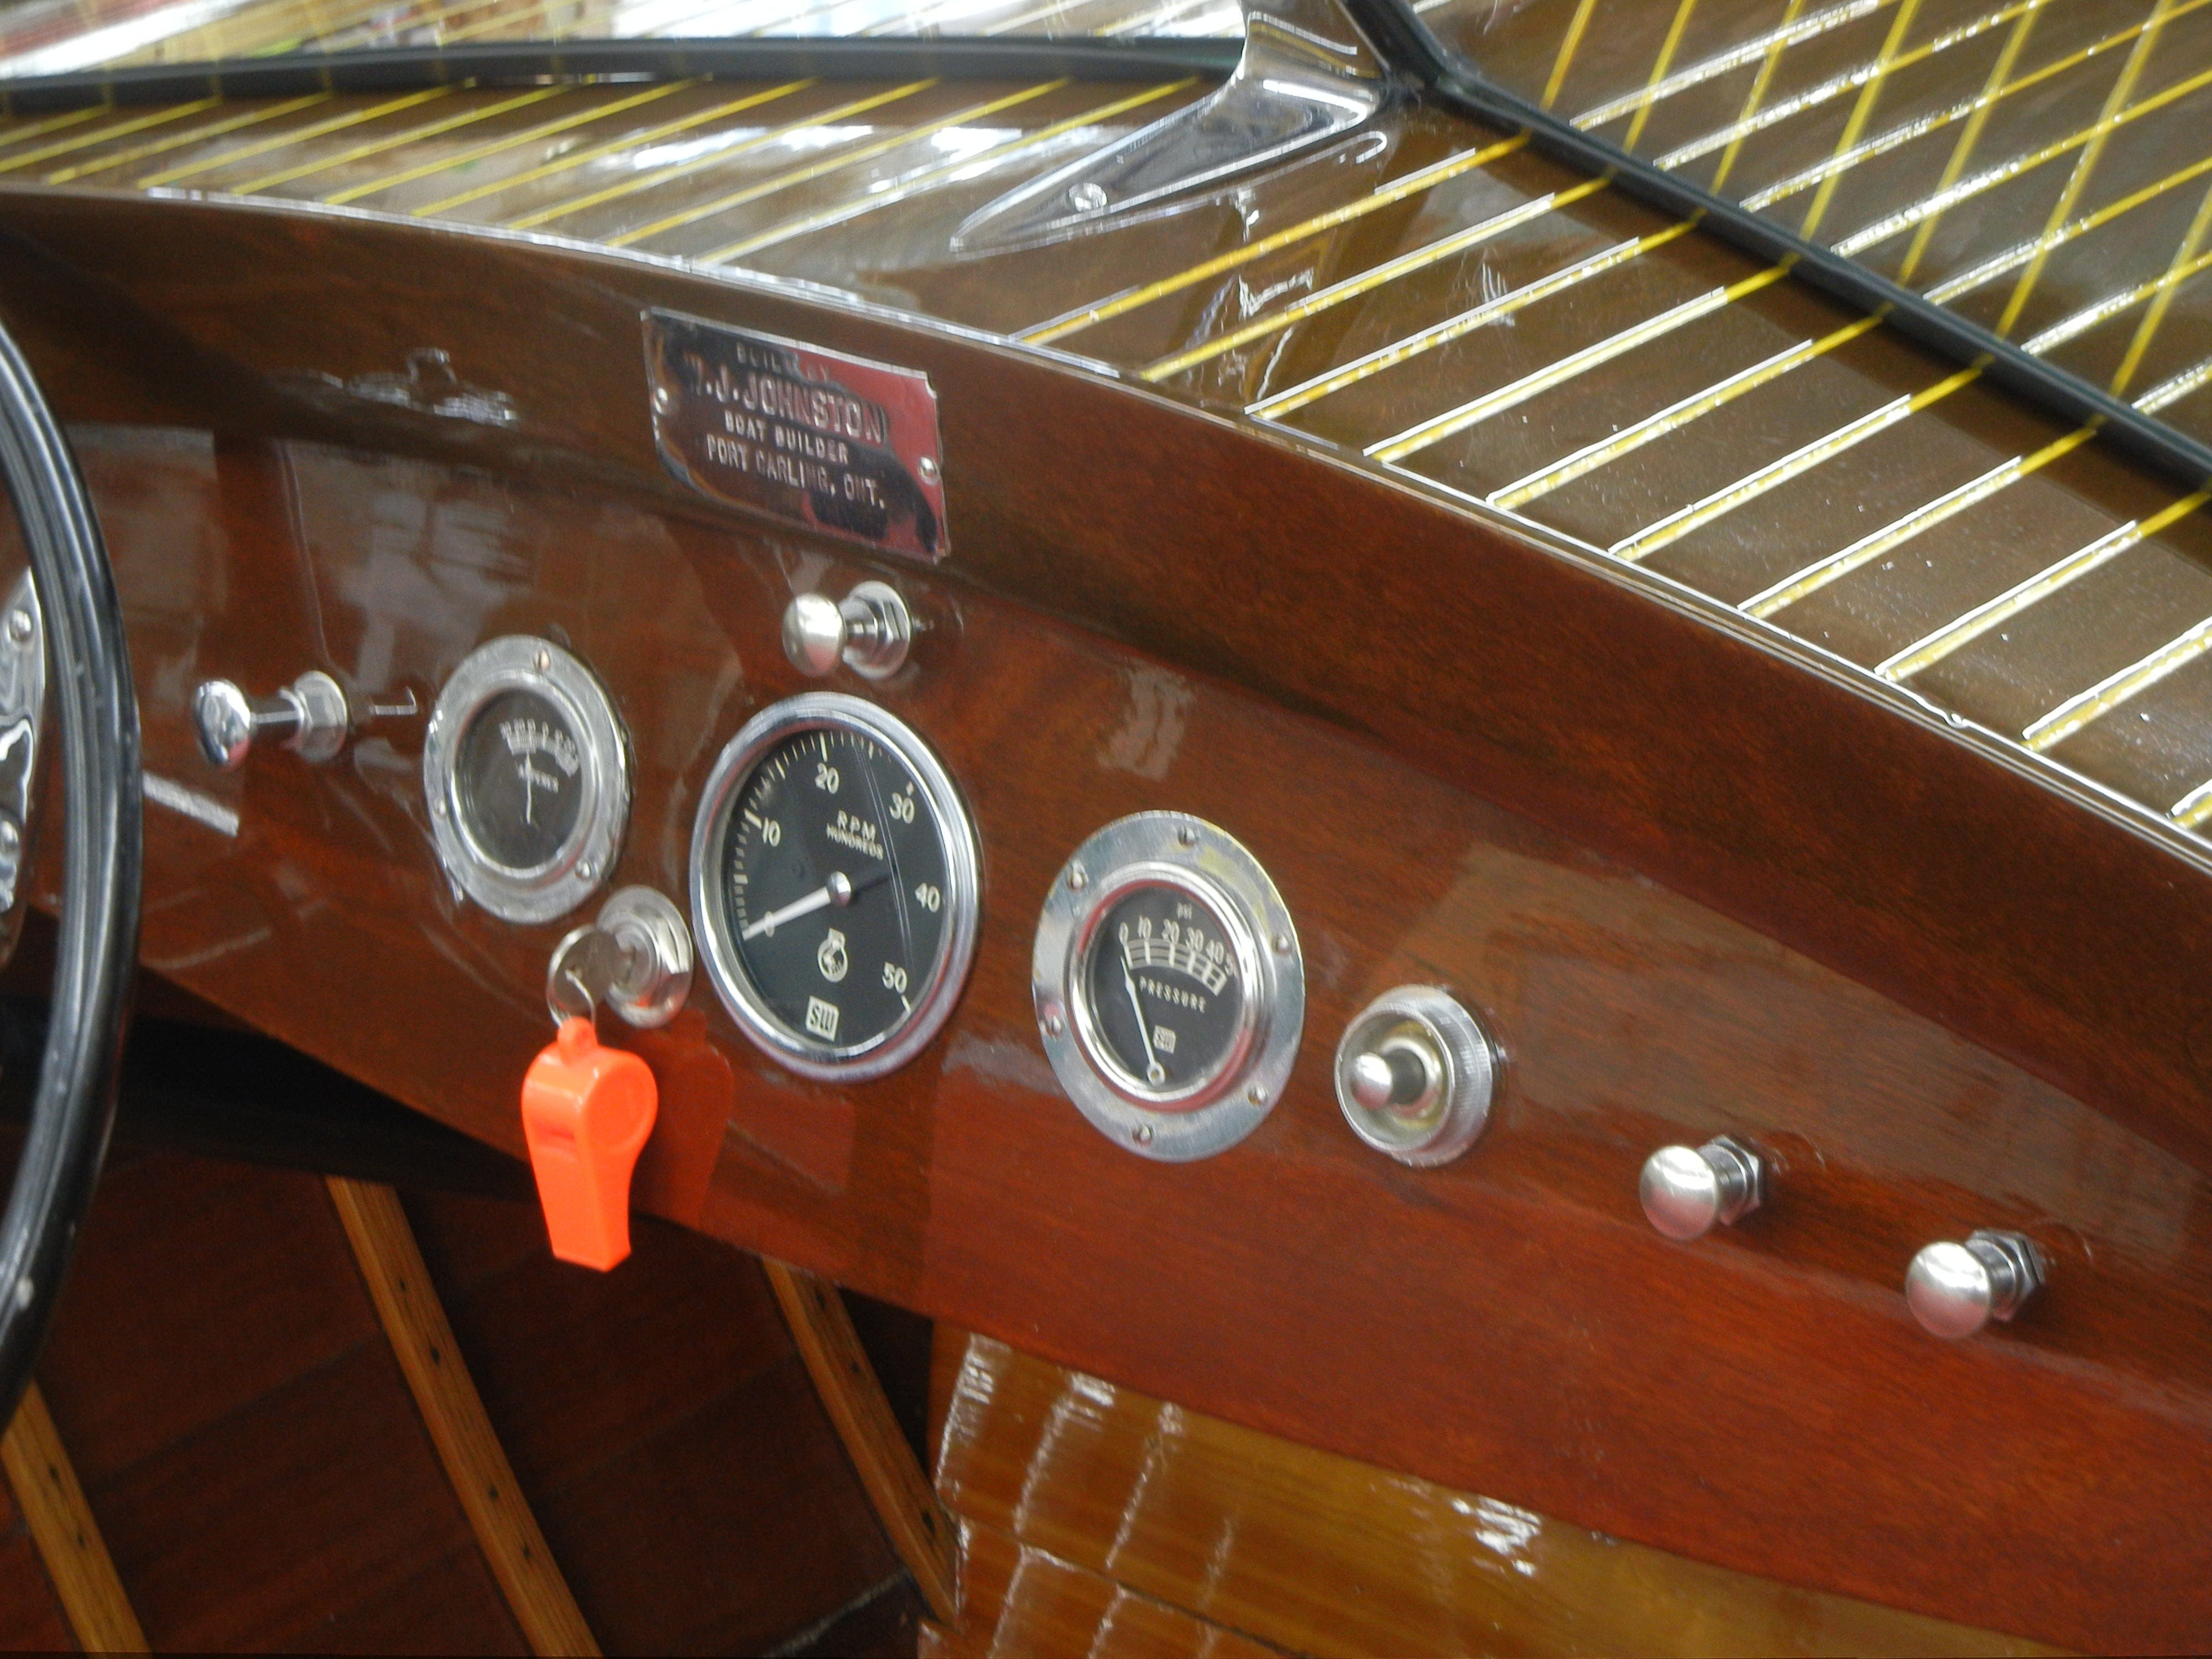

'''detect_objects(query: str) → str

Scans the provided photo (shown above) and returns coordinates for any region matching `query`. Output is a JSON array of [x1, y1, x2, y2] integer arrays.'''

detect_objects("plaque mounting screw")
[[917, 456, 940, 485]]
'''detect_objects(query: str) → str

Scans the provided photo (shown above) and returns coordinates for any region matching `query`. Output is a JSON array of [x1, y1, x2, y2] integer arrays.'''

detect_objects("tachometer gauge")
[[425, 637, 630, 924], [691, 693, 979, 1079], [1034, 813, 1303, 1162]]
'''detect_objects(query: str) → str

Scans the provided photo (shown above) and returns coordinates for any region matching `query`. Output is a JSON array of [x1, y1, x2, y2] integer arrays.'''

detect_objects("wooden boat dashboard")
[[0, 9, 2209, 1648]]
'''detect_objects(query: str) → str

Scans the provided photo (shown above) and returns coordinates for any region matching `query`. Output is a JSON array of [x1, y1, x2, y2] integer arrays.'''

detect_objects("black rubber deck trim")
[[0, 34, 1241, 114], [1341, 0, 2212, 493]]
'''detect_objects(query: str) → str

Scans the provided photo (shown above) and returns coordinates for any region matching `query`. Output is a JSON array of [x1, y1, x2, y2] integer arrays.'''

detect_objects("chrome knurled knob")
[[781, 581, 911, 681], [1905, 1229, 2047, 1339], [192, 670, 349, 769], [1334, 987, 1496, 1167], [1639, 1135, 1767, 1241]]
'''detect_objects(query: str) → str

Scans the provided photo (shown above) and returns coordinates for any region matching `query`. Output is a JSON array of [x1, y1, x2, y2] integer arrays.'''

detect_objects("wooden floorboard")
[[0, 1145, 917, 1656]]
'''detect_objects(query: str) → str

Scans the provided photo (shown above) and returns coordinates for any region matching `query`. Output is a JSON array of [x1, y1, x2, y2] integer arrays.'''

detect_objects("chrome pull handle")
[[1905, 1229, 2047, 1339], [192, 671, 349, 769], [1639, 1135, 1768, 1241], [781, 581, 912, 681]]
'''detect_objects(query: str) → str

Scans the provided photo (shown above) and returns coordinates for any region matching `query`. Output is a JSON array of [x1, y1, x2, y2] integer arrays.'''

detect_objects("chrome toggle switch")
[[1639, 1136, 1767, 1241], [1905, 1229, 2047, 1340], [782, 581, 912, 681], [546, 885, 693, 1030], [193, 671, 349, 769], [1334, 985, 1497, 1166]]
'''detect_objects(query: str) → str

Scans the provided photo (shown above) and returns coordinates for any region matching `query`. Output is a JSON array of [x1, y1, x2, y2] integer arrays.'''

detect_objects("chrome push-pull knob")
[[782, 581, 912, 680], [546, 886, 693, 1030], [193, 671, 349, 769], [1905, 1229, 2047, 1339], [1639, 1136, 1767, 1241], [1334, 986, 1497, 1167]]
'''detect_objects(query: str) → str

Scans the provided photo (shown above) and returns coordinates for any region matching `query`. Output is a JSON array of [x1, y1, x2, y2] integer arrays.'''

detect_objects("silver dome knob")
[[1639, 1136, 1765, 1241], [192, 670, 349, 769], [1905, 1229, 2046, 1340], [781, 581, 911, 680]]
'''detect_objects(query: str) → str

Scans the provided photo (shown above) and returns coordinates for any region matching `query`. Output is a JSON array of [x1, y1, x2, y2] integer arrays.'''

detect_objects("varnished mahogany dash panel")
[[0, 194, 2205, 1649]]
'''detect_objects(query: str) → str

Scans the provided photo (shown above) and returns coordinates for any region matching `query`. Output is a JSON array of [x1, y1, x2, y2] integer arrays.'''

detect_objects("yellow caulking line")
[[1877, 513, 2150, 683], [413, 81, 812, 219], [2023, 241, 2212, 356], [1995, 0, 2176, 339], [322, 81, 694, 206], [44, 93, 328, 184], [0, 99, 218, 175], [1833, 34, 2212, 257], [1896, 0, 2049, 284], [2025, 611, 2212, 753], [1926, 148, 2212, 306], [1355, 260, 1791, 456], [1140, 175, 1610, 384], [2110, 178, 2212, 397], [702, 79, 1191, 263], [229, 85, 568, 196], [138, 87, 452, 187], [1490, 311, 1886, 509], [1541, 0, 1602, 109], [1572, 0, 1887, 131], [1621, 0, 1702, 152], [1743, 424, 2098, 619], [605, 79, 1065, 249], [1262, 223, 1698, 426], [1657, 0, 2036, 175], [1797, 0, 1926, 241], [1338, 232, 1747, 450], [2173, 777, 2212, 828], [506, 79, 935, 232], [1709, 0, 1810, 193], [2139, 353, 2212, 413], [1018, 135, 1527, 346], [1613, 364, 1980, 564], [0, 106, 115, 155], [1752, 0, 2212, 222]]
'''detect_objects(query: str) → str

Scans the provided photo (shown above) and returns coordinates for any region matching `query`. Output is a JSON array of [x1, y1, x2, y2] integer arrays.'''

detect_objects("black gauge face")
[[1083, 883, 1245, 1095], [456, 687, 586, 873], [722, 726, 951, 1055]]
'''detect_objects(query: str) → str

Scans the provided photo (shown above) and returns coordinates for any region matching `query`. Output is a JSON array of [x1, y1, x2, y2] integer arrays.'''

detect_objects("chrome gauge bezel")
[[424, 636, 630, 925], [690, 692, 981, 1081], [1034, 812, 1303, 1162]]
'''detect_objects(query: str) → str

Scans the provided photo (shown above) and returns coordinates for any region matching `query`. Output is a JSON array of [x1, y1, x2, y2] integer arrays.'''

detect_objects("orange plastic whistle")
[[520, 1018, 658, 1271]]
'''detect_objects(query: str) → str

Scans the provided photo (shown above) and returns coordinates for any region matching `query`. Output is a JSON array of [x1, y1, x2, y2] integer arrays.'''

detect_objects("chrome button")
[[1906, 1229, 2047, 1339], [1640, 1135, 1766, 1241], [782, 581, 911, 681]]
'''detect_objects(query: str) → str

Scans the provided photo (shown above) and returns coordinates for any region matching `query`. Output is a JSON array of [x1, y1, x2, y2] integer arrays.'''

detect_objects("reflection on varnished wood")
[[18, 415, 2212, 1649], [926, 1331, 2058, 1659]]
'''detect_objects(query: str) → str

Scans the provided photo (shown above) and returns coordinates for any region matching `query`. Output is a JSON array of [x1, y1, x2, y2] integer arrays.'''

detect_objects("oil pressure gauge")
[[425, 637, 630, 924], [1034, 813, 1303, 1161], [691, 693, 979, 1079]]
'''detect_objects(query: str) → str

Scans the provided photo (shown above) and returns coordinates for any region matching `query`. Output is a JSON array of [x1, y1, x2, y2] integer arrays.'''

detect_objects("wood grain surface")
[[927, 1329, 2059, 1659], [0, 189, 2202, 1648]]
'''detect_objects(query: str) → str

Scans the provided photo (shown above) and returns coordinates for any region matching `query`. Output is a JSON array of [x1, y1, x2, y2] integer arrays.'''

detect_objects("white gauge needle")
[[741, 871, 851, 940], [1121, 958, 1166, 1085]]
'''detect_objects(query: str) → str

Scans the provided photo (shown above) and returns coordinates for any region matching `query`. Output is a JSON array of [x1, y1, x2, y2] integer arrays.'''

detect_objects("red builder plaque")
[[644, 308, 950, 563]]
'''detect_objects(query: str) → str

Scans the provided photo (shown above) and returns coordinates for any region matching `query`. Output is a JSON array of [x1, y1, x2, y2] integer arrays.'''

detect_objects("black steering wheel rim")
[[0, 317, 140, 1423]]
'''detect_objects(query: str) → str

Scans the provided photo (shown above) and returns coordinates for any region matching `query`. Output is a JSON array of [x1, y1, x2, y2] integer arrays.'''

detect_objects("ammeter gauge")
[[425, 637, 630, 924], [1034, 813, 1303, 1161], [691, 693, 980, 1079]]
